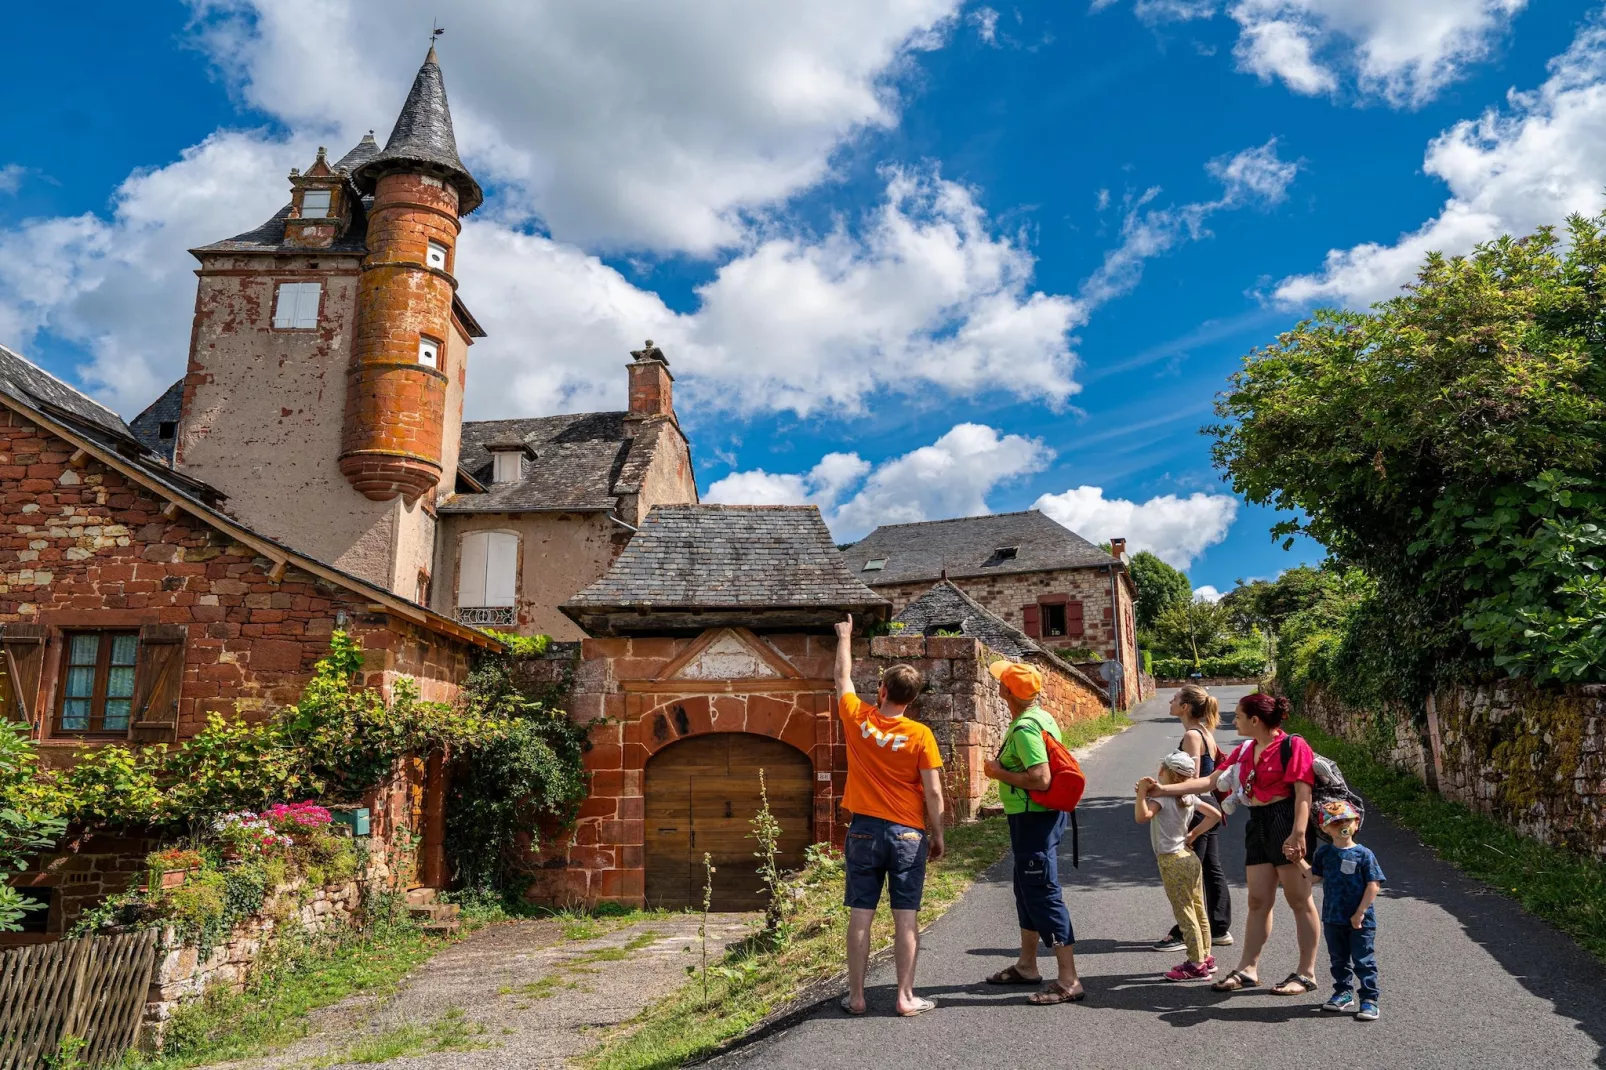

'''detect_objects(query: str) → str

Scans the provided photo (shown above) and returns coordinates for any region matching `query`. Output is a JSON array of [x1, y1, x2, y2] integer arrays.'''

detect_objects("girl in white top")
[[1136, 751, 1223, 981]]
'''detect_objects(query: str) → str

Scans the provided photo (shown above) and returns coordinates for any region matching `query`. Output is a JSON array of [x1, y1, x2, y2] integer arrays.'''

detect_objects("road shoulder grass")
[[1292, 716, 1606, 965]]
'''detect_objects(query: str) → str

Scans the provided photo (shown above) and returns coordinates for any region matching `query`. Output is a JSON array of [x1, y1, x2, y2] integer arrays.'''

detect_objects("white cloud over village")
[[1097, 0, 1526, 106], [706, 421, 1239, 563], [0, 0, 1091, 421], [1275, 17, 1606, 308]]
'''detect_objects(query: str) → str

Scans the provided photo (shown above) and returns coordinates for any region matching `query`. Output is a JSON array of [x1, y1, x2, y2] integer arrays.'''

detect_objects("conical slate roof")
[[354, 46, 483, 214]]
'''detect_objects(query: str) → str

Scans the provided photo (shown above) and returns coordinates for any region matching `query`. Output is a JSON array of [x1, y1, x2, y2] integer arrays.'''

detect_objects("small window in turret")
[[301, 189, 332, 217], [427, 241, 448, 270], [418, 336, 441, 369]]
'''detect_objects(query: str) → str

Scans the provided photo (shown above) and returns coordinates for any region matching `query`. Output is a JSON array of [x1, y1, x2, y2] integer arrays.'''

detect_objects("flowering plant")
[[262, 802, 333, 832], [149, 848, 204, 871], [213, 811, 293, 856]]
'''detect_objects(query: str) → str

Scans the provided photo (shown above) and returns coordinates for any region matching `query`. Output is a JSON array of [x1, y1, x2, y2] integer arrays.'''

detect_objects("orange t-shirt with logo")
[[840, 692, 944, 829]]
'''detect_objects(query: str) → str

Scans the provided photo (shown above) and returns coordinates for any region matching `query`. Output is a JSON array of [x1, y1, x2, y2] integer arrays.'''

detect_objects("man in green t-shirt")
[[982, 660, 1082, 1004]]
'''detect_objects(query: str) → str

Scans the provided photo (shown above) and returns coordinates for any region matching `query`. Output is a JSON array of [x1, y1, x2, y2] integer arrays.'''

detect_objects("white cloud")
[[1194, 584, 1224, 602], [1276, 19, 1606, 307], [1103, 0, 1523, 106], [707, 422, 1052, 540], [1080, 139, 1295, 309], [0, 131, 313, 413], [188, 0, 960, 254], [1032, 486, 1238, 568], [0, 166, 25, 195], [970, 5, 1000, 43]]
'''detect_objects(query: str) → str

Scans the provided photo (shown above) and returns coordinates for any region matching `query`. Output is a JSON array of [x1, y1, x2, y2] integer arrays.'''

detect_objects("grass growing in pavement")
[[1292, 717, 1606, 965], [310, 1007, 488, 1065]]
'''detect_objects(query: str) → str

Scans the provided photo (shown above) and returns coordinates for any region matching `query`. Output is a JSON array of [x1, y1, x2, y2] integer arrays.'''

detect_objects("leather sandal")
[[1211, 969, 1260, 992]]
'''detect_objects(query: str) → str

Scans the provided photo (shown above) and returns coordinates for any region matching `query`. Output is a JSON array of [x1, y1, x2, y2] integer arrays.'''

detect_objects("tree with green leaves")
[[1128, 550, 1193, 629], [1152, 597, 1233, 669], [1213, 214, 1606, 687]]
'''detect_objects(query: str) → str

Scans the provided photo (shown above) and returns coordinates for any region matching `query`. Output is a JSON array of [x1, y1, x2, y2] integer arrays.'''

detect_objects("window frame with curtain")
[[55, 630, 141, 737]]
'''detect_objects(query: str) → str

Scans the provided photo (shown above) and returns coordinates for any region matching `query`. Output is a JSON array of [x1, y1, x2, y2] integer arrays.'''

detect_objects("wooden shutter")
[[1021, 605, 1041, 638], [485, 533, 519, 607], [0, 624, 47, 725], [129, 624, 187, 743], [1066, 599, 1086, 638], [458, 533, 488, 606]]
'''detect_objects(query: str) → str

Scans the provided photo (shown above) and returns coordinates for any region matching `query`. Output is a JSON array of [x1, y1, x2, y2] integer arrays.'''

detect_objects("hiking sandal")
[[1027, 981, 1085, 1005], [986, 965, 1043, 985], [1211, 969, 1260, 992], [1271, 973, 1318, 995]]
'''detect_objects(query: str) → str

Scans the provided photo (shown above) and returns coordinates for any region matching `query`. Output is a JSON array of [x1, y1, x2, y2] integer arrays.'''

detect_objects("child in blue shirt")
[[1306, 800, 1385, 1021]]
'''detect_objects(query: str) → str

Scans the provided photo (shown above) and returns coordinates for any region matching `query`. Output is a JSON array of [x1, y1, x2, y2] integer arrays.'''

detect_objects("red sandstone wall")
[[0, 410, 472, 761]]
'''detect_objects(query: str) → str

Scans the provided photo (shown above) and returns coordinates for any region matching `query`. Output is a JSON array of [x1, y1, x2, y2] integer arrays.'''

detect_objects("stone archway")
[[643, 733, 814, 910]]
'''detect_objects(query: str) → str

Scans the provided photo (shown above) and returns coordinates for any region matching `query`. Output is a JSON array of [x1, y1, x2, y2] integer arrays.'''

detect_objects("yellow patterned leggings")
[[1156, 850, 1211, 964]]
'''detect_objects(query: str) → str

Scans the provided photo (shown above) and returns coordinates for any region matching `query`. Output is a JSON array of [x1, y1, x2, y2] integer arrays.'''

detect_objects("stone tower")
[[174, 47, 483, 599], [342, 45, 483, 502]]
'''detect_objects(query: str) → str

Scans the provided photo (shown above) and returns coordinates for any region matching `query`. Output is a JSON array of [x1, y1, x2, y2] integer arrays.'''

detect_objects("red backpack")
[[1001, 720, 1088, 865]]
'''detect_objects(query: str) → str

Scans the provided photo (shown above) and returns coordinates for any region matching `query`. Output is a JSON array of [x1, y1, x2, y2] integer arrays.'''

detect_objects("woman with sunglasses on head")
[[1142, 692, 1320, 996]]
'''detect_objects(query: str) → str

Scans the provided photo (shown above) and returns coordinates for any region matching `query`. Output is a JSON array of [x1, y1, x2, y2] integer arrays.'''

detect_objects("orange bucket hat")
[[989, 659, 1043, 700]]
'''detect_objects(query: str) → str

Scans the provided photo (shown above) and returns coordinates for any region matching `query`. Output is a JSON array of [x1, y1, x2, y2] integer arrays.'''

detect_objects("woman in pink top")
[[1144, 693, 1321, 996]]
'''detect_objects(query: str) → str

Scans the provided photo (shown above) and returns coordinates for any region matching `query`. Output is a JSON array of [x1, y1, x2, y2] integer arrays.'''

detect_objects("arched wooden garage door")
[[645, 733, 814, 911]]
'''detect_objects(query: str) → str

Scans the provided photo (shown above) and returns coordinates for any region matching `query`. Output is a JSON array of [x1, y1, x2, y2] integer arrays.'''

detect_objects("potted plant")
[[147, 848, 205, 892]]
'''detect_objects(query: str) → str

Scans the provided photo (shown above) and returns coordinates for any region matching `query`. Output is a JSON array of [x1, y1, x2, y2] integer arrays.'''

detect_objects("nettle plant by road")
[[1213, 212, 1606, 696]]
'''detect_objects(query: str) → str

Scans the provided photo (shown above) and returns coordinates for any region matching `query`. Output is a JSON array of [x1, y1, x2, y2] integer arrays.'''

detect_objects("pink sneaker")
[[1165, 959, 1216, 982]]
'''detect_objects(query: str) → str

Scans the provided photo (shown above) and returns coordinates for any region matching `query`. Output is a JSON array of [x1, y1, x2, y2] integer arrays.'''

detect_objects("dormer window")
[[418, 335, 441, 369], [863, 558, 887, 572], [983, 546, 1019, 567], [426, 240, 449, 270], [301, 189, 332, 217], [492, 450, 523, 484]]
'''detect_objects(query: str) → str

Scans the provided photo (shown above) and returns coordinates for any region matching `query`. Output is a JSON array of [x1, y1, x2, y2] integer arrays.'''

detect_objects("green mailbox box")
[[331, 807, 371, 836]]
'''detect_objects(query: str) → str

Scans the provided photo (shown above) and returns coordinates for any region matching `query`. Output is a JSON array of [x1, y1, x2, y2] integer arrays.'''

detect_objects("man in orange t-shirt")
[[834, 615, 945, 1018]]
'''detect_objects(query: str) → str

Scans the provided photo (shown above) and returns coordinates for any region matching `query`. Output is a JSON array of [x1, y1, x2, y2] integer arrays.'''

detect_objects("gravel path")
[[712, 686, 1606, 1070], [223, 913, 755, 1069]]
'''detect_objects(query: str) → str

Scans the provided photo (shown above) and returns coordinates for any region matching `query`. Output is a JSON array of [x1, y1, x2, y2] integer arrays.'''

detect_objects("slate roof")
[[892, 580, 1105, 693], [440, 412, 646, 514], [129, 378, 185, 464], [564, 505, 891, 611], [354, 46, 482, 215], [841, 510, 1116, 586], [0, 345, 135, 445]]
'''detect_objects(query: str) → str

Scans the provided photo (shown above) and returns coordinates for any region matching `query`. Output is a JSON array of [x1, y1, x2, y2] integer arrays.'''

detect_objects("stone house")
[[0, 345, 494, 940], [131, 47, 695, 642], [535, 504, 1112, 910], [840, 510, 1146, 706]]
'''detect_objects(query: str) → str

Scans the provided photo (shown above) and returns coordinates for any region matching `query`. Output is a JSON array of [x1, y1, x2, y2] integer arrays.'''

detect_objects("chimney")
[[627, 339, 674, 420], [1110, 537, 1127, 560]]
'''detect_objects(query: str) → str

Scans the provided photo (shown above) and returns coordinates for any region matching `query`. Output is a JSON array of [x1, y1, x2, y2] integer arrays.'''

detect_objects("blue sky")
[[2, 1, 1603, 596]]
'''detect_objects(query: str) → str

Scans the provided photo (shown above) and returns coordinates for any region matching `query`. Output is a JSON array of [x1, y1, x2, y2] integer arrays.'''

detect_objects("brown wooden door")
[[645, 733, 814, 911]]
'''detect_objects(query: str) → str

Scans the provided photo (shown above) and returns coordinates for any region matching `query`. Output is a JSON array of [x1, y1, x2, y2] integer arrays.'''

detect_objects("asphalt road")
[[713, 686, 1606, 1070]]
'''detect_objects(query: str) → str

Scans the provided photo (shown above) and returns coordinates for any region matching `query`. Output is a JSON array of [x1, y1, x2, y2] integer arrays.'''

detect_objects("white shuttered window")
[[272, 282, 322, 329], [458, 532, 518, 607]]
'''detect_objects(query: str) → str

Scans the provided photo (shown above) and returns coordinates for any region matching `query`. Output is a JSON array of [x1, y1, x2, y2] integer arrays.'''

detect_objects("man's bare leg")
[[892, 908, 924, 1013], [845, 907, 875, 1013]]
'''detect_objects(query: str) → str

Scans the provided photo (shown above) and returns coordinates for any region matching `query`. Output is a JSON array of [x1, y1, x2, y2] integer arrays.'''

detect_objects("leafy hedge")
[[1151, 650, 1267, 679]]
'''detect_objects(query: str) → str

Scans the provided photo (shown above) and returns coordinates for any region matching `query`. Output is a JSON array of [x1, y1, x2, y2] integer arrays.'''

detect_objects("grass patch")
[[583, 816, 1013, 1070], [119, 913, 448, 1069], [1063, 709, 1132, 750], [312, 1007, 488, 1065], [1292, 716, 1606, 965]]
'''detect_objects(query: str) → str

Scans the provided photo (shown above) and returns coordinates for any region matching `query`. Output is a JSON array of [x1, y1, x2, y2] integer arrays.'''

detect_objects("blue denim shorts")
[[844, 814, 929, 911]]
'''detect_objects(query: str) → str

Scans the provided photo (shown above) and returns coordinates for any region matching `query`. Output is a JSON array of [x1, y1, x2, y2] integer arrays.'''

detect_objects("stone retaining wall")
[[1299, 680, 1606, 860], [142, 877, 363, 1046]]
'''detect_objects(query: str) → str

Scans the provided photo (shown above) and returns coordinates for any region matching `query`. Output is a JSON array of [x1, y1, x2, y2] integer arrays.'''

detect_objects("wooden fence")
[[0, 930, 159, 1069]]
